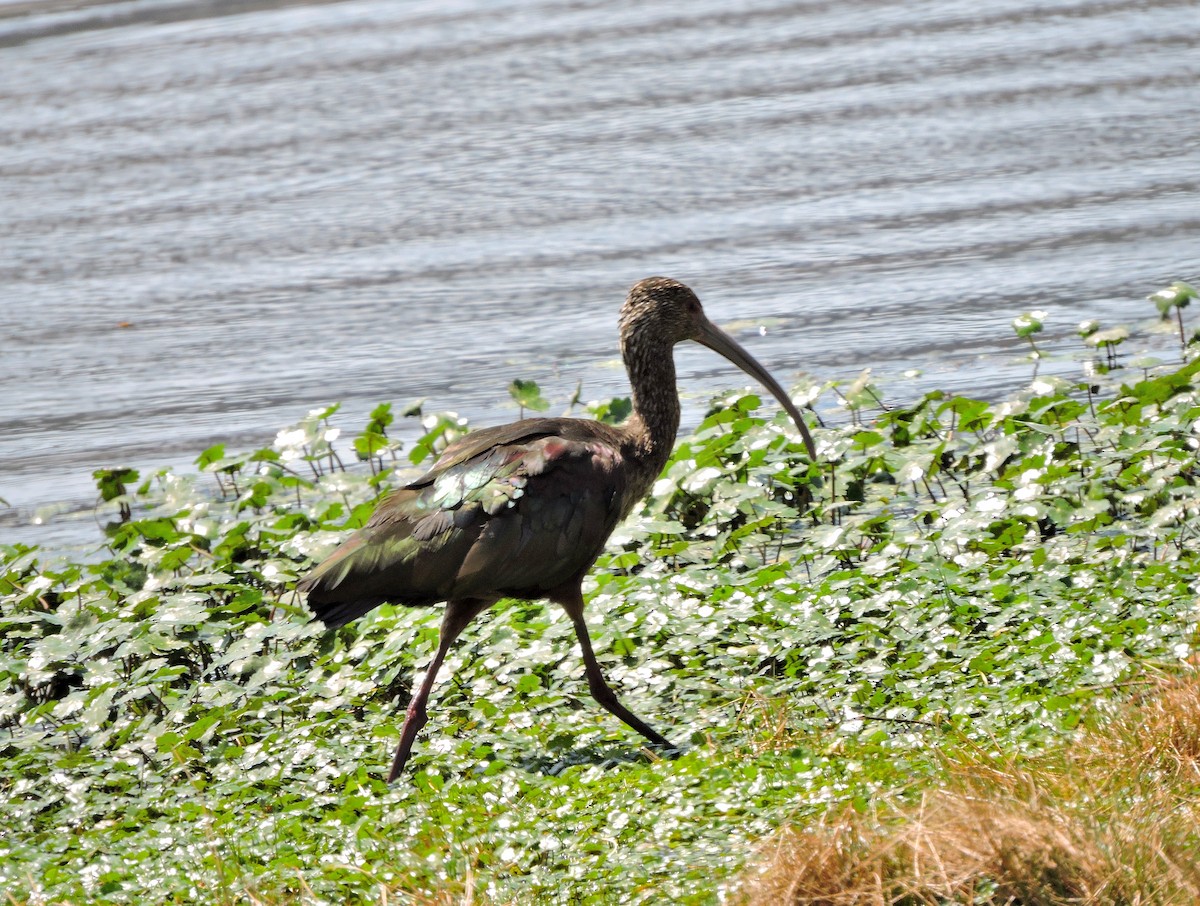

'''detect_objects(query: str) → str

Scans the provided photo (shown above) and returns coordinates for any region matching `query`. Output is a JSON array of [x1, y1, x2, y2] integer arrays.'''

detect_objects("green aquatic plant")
[[1086, 324, 1130, 371], [508, 378, 550, 418], [91, 467, 141, 524], [1149, 280, 1199, 353], [1011, 309, 1046, 376]]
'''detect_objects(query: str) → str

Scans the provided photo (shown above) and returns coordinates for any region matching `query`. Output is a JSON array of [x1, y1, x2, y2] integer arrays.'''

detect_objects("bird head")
[[619, 276, 708, 347], [619, 276, 818, 460]]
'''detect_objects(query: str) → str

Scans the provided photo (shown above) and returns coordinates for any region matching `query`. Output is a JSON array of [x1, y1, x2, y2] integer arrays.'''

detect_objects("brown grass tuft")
[[1096, 667, 1200, 784], [741, 793, 1108, 906], [736, 666, 1200, 905]]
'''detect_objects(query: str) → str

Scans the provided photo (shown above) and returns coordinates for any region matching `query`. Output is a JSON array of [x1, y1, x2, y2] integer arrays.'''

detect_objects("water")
[[2, 0, 1198, 552]]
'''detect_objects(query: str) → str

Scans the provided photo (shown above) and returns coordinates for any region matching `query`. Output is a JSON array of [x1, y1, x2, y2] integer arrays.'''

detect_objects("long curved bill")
[[694, 318, 818, 460]]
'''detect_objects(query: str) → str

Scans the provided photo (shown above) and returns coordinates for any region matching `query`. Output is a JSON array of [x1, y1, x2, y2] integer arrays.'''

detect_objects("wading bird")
[[298, 277, 815, 781]]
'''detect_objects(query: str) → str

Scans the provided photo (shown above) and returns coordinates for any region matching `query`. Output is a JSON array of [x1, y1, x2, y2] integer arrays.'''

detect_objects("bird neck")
[[624, 339, 682, 467]]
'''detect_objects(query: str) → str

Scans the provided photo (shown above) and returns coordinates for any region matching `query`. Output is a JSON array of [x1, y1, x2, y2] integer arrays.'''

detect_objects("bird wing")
[[428, 417, 616, 471], [298, 422, 628, 627]]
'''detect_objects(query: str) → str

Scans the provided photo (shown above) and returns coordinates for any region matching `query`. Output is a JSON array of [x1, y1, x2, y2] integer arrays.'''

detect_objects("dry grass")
[[736, 666, 1200, 905]]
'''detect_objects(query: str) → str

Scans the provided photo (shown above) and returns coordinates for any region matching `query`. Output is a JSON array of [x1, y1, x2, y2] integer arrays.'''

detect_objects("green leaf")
[[93, 467, 139, 502], [1011, 311, 1046, 338], [194, 444, 226, 470], [590, 396, 632, 425], [508, 378, 550, 413]]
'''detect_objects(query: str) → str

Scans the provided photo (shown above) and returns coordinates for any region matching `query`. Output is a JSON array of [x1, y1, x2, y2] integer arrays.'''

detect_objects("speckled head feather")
[[618, 276, 707, 352]]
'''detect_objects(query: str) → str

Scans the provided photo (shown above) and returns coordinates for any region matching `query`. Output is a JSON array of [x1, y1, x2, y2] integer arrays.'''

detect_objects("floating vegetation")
[[2, 287, 1199, 903]]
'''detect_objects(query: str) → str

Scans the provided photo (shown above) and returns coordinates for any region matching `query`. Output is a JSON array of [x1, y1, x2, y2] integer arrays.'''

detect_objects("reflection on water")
[[1, 0, 1198, 550]]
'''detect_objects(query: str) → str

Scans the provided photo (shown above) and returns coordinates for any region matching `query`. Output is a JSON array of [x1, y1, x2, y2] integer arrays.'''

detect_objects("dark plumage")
[[298, 276, 815, 781]]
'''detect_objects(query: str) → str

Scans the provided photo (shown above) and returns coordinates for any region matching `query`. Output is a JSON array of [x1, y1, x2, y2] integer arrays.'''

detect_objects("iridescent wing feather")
[[298, 419, 628, 628]]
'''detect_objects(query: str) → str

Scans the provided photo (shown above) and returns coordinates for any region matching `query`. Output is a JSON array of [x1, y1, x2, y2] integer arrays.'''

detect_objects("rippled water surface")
[[2, 0, 1198, 550]]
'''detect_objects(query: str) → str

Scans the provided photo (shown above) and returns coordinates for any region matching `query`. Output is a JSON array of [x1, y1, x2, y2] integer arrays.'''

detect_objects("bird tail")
[[301, 595, 385, 630], [296, 533, 390, 628], [296, 528, 443, 628]]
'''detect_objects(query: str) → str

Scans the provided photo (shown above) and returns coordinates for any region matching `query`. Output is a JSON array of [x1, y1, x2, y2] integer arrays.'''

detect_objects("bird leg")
[[388, 597, 490, 782], [560, 592, 678, 754]]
